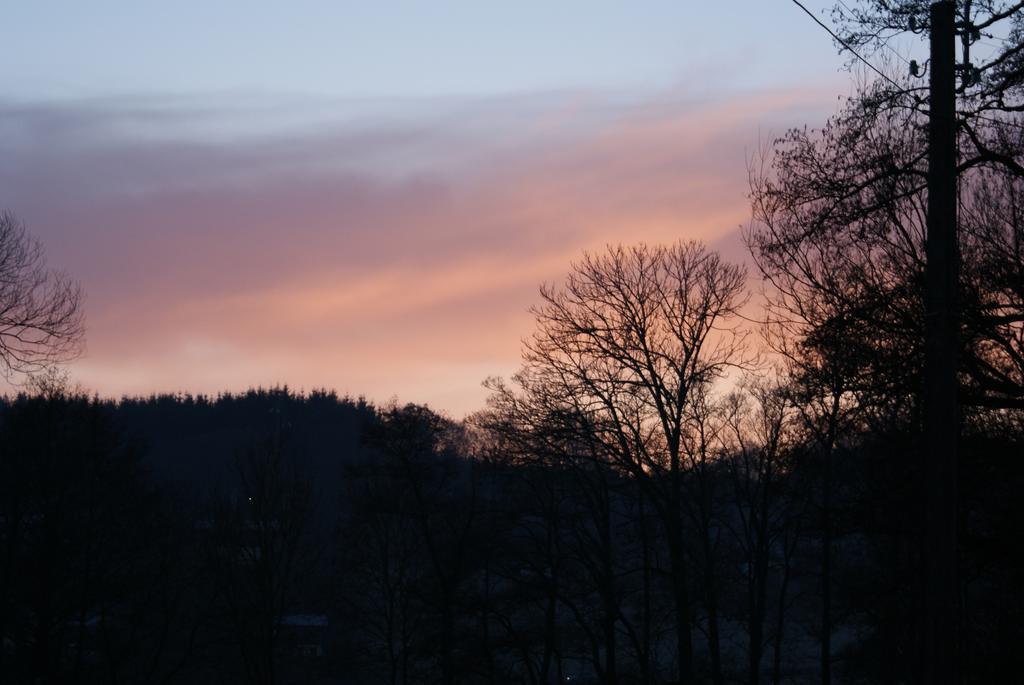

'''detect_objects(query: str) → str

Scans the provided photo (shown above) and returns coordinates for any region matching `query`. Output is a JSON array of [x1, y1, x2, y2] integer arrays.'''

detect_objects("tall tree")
[[753, 4, 1024, 682], [487, 241, 749, 683]]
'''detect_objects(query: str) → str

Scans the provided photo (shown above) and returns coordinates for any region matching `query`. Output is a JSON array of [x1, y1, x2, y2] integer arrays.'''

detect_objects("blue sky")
[[4, 1, 854, 99]]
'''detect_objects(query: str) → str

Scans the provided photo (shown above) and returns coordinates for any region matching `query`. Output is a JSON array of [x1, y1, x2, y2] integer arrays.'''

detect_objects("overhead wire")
[[835, 0, 914, 66], [788, 0, 907, 91]]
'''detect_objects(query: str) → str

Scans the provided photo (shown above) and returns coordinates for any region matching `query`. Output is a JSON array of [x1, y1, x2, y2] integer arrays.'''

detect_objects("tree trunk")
[[667, 469, 695, 684], [772, 538, 795, 685], [699, 490, 724, 685], [821, 441, 832, 685], [638, 487, 653, 685]]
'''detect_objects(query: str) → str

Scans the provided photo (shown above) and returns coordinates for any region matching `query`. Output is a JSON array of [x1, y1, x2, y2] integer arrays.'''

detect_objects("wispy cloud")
[[0, 88, 835, 415]]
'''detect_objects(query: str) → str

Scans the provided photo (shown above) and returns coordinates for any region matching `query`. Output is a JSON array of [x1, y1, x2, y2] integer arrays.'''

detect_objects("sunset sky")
[[0, 1, 916, 416]]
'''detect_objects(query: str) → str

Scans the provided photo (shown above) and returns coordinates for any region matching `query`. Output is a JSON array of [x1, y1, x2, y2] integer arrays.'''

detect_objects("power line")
[[835, 0, 913, 66], [788, 0, 906, 91]]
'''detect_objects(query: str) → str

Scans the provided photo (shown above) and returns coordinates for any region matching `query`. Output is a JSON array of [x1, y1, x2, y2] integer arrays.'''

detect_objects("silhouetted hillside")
[[111, 387, 379, 514]]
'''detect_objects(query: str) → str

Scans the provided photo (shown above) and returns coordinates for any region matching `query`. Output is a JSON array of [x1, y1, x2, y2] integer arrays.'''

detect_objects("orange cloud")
[[0, 87, 837, 415]]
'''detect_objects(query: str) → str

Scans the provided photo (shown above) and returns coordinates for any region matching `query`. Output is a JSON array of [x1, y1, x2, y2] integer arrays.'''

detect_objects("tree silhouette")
[[0, 212, 83, 378], [487, 241, 749, 684], [203, 419, 316, 685]]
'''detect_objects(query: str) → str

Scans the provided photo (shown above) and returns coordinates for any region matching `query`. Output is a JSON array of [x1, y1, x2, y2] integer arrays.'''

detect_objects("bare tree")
[[364, 404, 482, 685], [0, 211, 83, 377], [493, 241, 749, 684], [719, 381, 802, 685], [834, 1, 1024, 120]]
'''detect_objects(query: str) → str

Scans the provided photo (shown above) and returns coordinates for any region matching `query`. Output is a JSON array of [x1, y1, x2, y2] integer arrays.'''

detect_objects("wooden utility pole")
[[923, 2, 959, 684]]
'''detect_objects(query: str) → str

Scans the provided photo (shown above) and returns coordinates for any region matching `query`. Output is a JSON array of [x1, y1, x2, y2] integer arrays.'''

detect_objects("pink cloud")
[[0, 88, 836, 415]]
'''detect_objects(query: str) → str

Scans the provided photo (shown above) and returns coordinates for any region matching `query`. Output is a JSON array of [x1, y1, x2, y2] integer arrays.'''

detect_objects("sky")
[[0, 1, 906, 416]]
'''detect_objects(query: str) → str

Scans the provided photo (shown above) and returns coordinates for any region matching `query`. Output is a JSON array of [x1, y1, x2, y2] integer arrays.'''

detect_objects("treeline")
[[0, 369, 1020, 684]]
